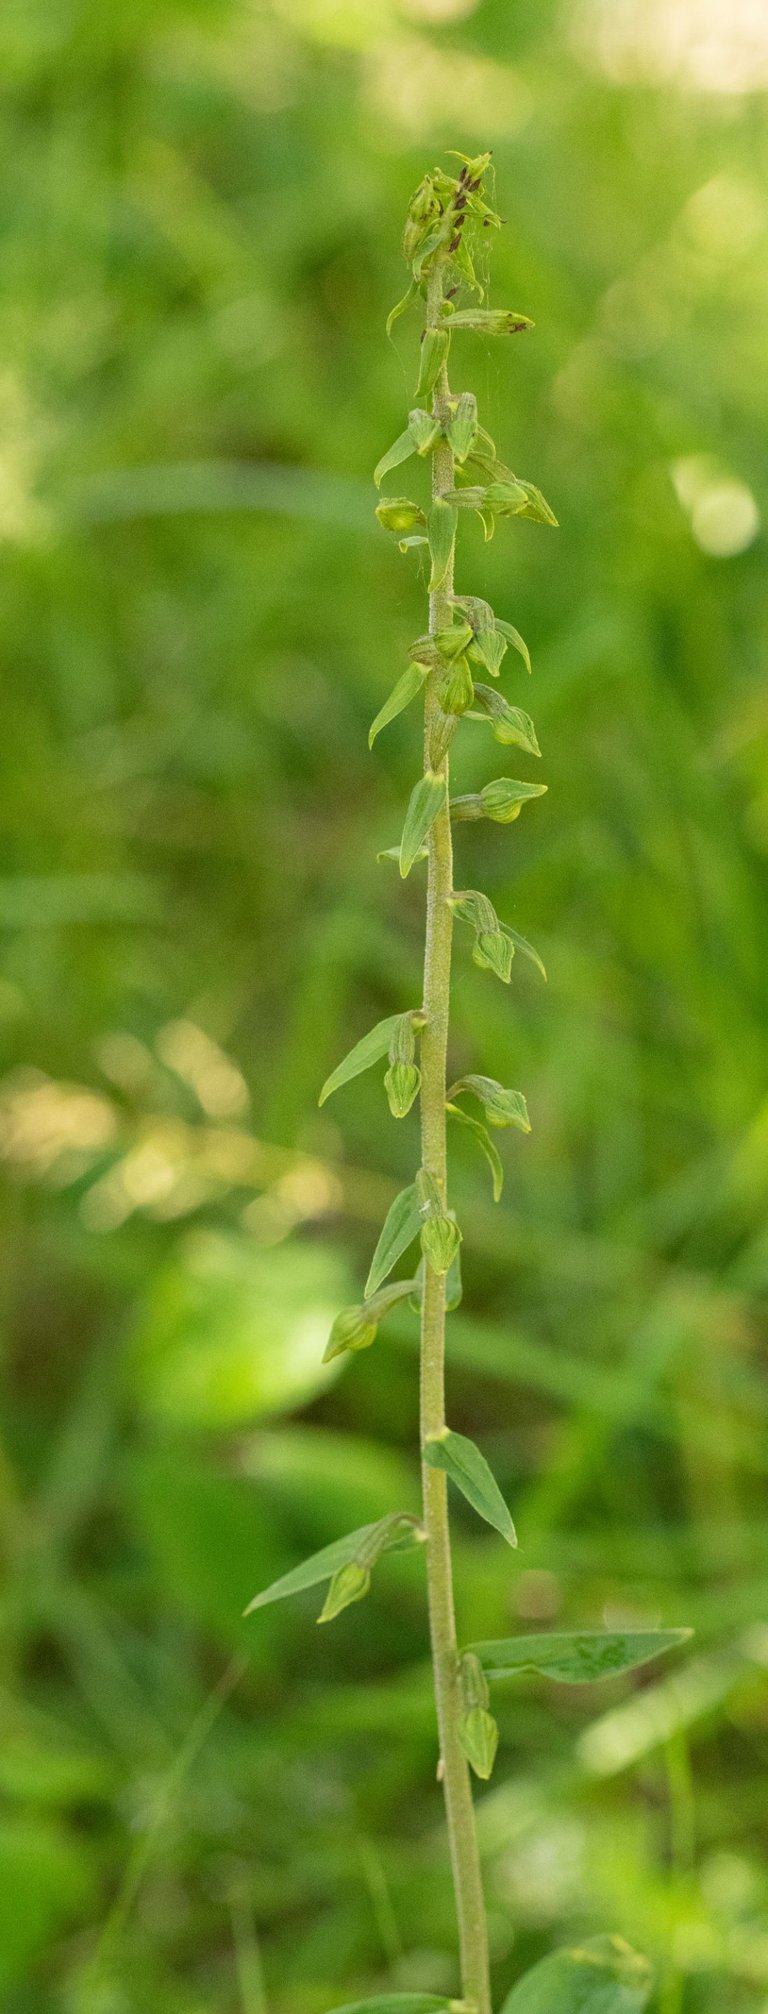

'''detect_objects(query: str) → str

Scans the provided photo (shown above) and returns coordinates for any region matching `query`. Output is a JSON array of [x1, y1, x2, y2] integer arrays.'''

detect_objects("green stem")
[[419, 263, 492, 2014]]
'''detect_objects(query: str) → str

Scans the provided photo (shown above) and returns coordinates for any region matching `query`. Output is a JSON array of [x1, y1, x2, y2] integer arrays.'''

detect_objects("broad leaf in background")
[[131, 1234, 350, 1429], [424, 1429, 517, 1546], [499, 1935, 654, 2014], [469, 1631, 692, 1683]]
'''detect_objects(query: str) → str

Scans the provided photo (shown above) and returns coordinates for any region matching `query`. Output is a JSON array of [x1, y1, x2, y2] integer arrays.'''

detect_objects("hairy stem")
[[419, 262, 492, 2014]]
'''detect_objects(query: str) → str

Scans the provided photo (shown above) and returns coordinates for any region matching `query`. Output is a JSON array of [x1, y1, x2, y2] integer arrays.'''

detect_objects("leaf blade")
[[400, 772, 446, 878], [365, 1183, 422, 1297], [499, 1936, 654, 2014], [447, 1103, 503, 1202], [424, 1428, 517, 1546], [468, 1629, 693, 1684], [327, 1998, 455, 2014], [369, 661, 430, 748], [319, 1014, 405, 1106]]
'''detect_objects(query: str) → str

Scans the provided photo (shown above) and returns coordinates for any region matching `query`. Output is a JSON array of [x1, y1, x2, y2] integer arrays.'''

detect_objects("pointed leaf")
[[244, 1512, 424, 1614], [369, 661, 430, 748], [468, 1630, 693, 1684], [494, 619, 532, 673], [400, 772, 446, 878], [365, 1183, 422, 1296], [427, 499, 457, 592], [374, 429, 416, 490], [503, 927, 547, 981], [424, 1428, 517, 1546], [319, 1013, 417, 1106], [499, 1937, 654, 2014], [385, 280, 416, 337], [447, 1103, 503, 1202]]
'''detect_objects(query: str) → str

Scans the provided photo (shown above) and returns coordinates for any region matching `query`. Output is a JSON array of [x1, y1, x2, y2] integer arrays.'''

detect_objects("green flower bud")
[[384, 1062, 421, 1118], [415, 325, 450, 402], [472, 930, 514, 983], [480, 778, 548, 822], [408, 407, 442, 456], [468, 627, 507, 678], [420, 1211, 461, 1276], [317, 1560, 371, 1624], [323, 1304, 377, 1363], [447, 392, 478, 463], [447, 307, 533, 335], [375, 497, 426, 534], [433, 622, 473, 660], [440, 655, 474, 717], [482, 480, 529, 515], [458, 1706, 499, 1780]]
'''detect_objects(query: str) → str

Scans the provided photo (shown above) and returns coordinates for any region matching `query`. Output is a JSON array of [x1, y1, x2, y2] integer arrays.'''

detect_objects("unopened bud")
[[415, 325, 450, 402], [384, 1062, 421, 1118], [447, 307, 534, 336], [440, 655, 474, 717], [446, 392, 478, 463], [468, 627, 507, 678], [317, 1560, 371, 1624], [408, 407, 442, 456], [375, 497, 426, 534], [483, 480, 529, 516], [472, 930, 514, 983], [421, 1212, 461, 1276], [458, 1707, 499, 1780], [434, 622, 473, 661], [323, 1304, 377, 1364]]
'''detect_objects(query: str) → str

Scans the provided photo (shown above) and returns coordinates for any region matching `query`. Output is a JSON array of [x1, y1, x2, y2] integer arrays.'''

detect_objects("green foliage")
[[498, 1937, 654, 2014], [0, 7, 759, 2009], [245, 1513, 425, 1615], [469, 1631, 692, 1684], [424, 1428, 517, 1547]]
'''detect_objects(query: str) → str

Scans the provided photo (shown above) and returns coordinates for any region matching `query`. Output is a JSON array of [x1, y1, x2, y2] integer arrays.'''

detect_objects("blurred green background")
[[2, 1, 768, 2009]]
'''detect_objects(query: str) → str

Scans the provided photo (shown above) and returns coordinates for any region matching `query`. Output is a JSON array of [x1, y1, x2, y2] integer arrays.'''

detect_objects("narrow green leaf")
[[369, 662, 430, 748], [469, 1629, 693, 1684], [327, 1997, 456, 2014], [400, 772, 445, 878], [503, 927, 547, 981], [385, 281, 416, 337], [499, 1937, 654, 2014], [373, 429, 415, 490], [415, 325, 450, 401], [427, 499, 457, 592], [365, 1183, 422, 1296], [494, 618, 532, 673], [319, 1013, 415, 1106], [244, 1512, 424, 1614], [447, 1103, 503, 1202], [424, 1427, 517, 1547]]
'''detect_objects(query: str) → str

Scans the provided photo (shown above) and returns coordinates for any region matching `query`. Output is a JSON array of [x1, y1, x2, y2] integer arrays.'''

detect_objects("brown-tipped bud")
[[317, 1561, 371, 1624], [458, 1706, 499, 1780], [384, 1062, 421, 1119], [440, 655, 474, 717], [323, 1305, 377, 1363], [472, 930, 514, 983], [375, 497, 426, 534]]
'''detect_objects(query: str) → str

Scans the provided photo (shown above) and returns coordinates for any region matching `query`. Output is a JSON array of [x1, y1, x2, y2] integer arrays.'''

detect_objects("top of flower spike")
[[401, 152, 500, 294]]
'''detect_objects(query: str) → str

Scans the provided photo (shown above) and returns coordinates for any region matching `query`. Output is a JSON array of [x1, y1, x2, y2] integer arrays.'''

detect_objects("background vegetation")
[[2, 1, 768, 2008]]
